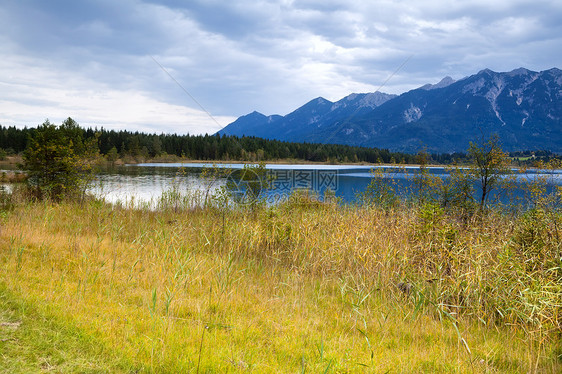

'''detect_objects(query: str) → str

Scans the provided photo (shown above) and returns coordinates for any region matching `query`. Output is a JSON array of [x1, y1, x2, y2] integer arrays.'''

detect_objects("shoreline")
[[122, 158, 455, 168]]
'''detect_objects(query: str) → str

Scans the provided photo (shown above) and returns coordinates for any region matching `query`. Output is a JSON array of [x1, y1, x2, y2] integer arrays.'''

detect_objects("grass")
[[0, 283, 136, 373], [0, 195, 560, 372]]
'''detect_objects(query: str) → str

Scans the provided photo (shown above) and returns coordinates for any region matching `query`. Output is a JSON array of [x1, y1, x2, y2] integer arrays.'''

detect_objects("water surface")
[[90, 163, 562, 208]]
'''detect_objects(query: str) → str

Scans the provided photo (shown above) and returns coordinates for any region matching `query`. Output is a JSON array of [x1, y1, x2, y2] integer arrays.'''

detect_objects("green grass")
[[0, 198, 560, 372], [0, 283, 138, 373]]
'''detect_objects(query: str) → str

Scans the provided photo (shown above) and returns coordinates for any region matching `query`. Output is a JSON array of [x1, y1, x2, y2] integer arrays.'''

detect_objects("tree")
[[22, 119, 91, 201], [106, 146, 119, 165], [468, 134, 511, 210], [126, 135, 141, 157], [358, 168, 400, 210], [410, 149, 442, 204], [60, 117, 86, 154], [440, 164, 477, 219], [152, 136, 162, 157]]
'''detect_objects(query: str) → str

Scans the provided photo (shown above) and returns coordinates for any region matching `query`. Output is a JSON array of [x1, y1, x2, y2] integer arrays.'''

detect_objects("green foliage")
[[105, 146, 119, 164], [521, 159, 562, 211], [2, 124, 562, 165], [356, 137, 512, 214], [22, 118, 95, 202], [439, 165, 478, 218], [0, 124, 434, 164], [409, 151, 443, 204], [468, 134, 512, 210], [415, 202, 445, 237], [358, 168, 401, 210]]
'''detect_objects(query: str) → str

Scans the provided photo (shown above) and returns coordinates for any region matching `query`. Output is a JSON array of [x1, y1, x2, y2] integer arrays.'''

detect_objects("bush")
[[358, 168, 401, 210]]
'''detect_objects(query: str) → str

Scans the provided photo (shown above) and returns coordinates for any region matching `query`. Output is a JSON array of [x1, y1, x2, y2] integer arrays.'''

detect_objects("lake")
[[89, 162, 562, 208]]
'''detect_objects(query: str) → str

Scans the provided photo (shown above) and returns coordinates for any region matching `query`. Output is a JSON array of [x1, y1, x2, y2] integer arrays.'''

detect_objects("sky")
[[1, 0, 561, 135]]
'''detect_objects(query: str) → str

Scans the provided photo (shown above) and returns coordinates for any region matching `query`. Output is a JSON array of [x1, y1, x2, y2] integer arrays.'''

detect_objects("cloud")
[[0, 0, 561, 134], [0, 53, 232, 133]]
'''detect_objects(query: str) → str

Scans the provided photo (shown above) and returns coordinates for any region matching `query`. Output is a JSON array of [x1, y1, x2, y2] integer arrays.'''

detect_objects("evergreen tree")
[[22, 119, 91, 201]]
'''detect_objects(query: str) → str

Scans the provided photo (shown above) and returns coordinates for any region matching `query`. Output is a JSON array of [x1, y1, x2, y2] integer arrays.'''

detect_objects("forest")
[[2, 119, 557, 165]]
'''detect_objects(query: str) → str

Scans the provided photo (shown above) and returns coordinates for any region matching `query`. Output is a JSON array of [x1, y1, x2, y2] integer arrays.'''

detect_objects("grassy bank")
[[0, 197, 560, 372], [0, 283, 137, 373]]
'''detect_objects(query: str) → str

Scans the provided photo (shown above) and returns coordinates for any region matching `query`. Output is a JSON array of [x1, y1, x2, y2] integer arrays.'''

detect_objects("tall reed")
[[0, 185, 560, 372]]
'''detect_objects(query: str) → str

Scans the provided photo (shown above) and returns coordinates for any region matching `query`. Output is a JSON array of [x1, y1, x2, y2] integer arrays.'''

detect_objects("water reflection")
[[90, 167, 227, 208], [89, 163, 562, 208]]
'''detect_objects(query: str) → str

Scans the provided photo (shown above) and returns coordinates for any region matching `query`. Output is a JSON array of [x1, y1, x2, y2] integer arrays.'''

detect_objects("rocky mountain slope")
[[218, 68, 562, 153]]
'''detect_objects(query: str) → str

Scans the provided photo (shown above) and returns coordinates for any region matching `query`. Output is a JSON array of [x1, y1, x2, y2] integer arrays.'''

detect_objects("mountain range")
[[218, 68, 562, 153]]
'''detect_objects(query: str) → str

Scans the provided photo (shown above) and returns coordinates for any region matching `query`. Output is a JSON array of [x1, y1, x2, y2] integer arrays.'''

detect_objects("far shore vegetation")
[[0, 119, 560, 167], [0, 118, 561, 372]]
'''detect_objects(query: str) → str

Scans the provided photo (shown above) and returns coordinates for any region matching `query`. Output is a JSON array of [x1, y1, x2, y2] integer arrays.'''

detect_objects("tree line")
[[0, 119, 559, 165], [0, 121, 419, 163]]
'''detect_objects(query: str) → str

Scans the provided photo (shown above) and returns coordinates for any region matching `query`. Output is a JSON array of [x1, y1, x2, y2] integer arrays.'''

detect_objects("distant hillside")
[[220, 92, 396, 143], [218, 68, 562, 153]]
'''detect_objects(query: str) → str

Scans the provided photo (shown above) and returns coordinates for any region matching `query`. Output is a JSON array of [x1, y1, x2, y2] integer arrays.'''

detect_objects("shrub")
[[358, 168, 401, 210]]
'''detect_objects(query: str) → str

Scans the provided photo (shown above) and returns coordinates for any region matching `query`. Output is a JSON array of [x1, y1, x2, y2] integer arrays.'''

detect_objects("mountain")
[[218, 68, 562, 153], [419, 76, 456, 90], [220, 111, 282, 139], [220, 92, 396, 141]]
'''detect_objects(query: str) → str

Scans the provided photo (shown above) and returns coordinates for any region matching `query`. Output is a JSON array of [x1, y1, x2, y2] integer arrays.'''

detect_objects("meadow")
[[0, 185, 561, 373]]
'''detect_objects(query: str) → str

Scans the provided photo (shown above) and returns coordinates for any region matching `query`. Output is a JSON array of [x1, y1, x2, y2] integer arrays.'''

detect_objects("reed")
[[0, 193, 560, 372]]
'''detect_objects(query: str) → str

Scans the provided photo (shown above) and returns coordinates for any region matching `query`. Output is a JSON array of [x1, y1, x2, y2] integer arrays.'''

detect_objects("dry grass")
[[0, 197, 560, 372], [0, 171, 27, 183]]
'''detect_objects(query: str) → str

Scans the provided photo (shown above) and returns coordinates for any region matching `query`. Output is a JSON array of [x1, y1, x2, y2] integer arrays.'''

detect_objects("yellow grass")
[[0, 199, 560, 372]]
